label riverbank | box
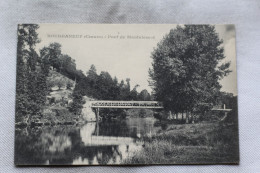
[15,106,83,129]
[123,121,239,164]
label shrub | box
[66,80,74,90]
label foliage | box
[123,122,239,164]
[66,80,74,90]
[16,25,153,120]
[40,43,62,71]
[46,78,55,91]
[40,43,85,81]
[138,89,151,101]
[56,78,65,90]
[75,65,151,100]
[149,25,231,116]
[70,64,152,115]
[126,109,154,118]
[216,92,238,123]
[69,90,85,115]
[16,24,49,123]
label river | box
[15,117,161,165]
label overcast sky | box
[36,24,237,95]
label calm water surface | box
[15,117,160,165]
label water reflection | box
[15,117,159,165]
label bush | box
[66,80,74,90]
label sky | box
[36,24,237,95]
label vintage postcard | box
[15,24,239,165]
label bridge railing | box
[90,101,163,108]
[211,108,232,112]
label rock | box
[81,98,97,122]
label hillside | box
[46,70,75,106]
[28,70,78,126]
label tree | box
[16,24,48,123]
[16,25,30,120]
[41,44,84,81]
[111,77,120,99]
[69,90,85,115]
[129,84,139,100]
[86,65,98,90]
[138,89,151,101]
[56,78,65,90]
[87,64,97,77]
[66,80,74,90]
[46,78,55,91]
[48,43,62,70]
[149,25,231,118]
[97,71,115,99]
[40,42,62,71]
[126,78,131,92]
[118,79,131,100]
[58,54,72,71]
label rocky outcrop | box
[81,96,97,122]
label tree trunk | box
[191,112,195,124]
[186,111,189,123]
[182,112,184,121]
[169,111,172,120]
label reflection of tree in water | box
[15,120,145,165]
[72,123,125,164]
[15,126,80,165]
[15,128,46,165]
[73,146,117,165]
[98,120,137,138]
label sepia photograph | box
[14,24,239,165]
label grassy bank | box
[123,122,239,164]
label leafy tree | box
[126,78,131,92]
[69,90,85,115]
[66,80,74,90]
[149,25,231,119]
[118,79,131,100]
[70,64,147,116]
[97,71,115,99]
[85,64,98,96]
[16,25,30,120]
[16,24,48,123]
[46,78,55,91]
[138,89,151,101]
[58,54,82,80]
[87,64,98,79]
[129,84,139,100]
[56,78,65,90]
[111,77,120,99]
[40,43,84,89]
[48,43,62,70]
